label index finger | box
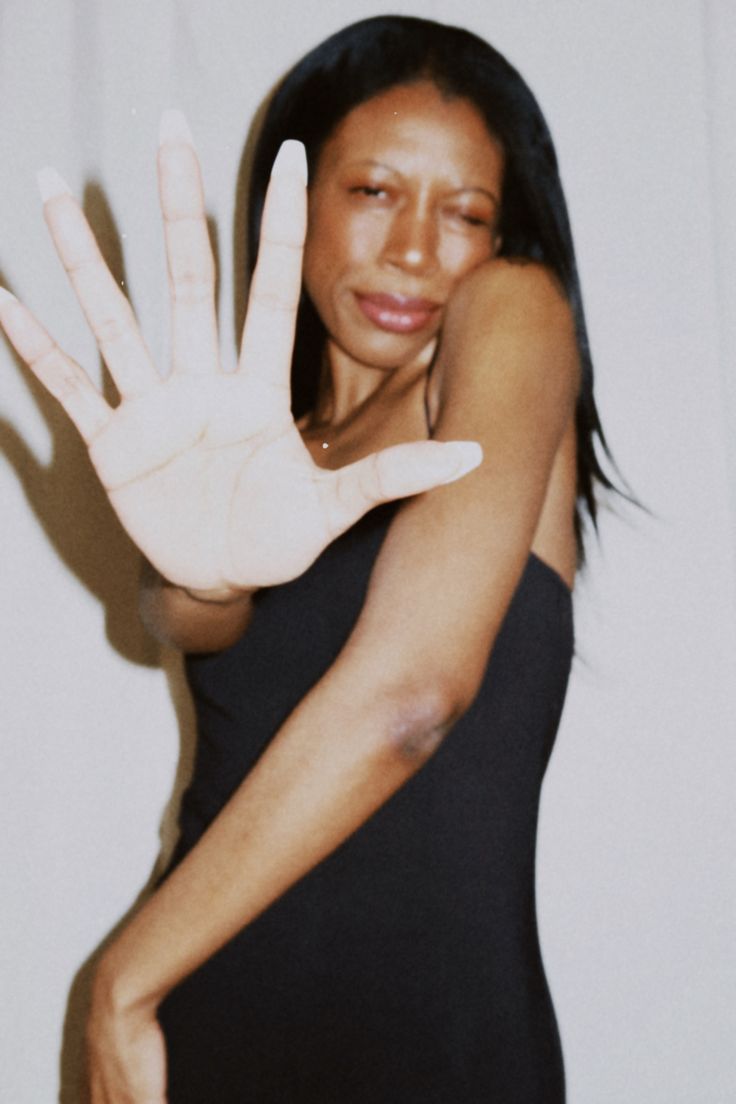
[238,141,307,392]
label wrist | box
[142,560,252,607]
[92,947,163,1019]
[182,583,253,605]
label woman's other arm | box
[87,258,578,1100]
[138,560,255,653]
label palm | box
[102,371,328,588]
[0,112,480,593]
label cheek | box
[302,219,337,312]
[303,209,383,299]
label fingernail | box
[37,167,72,203]
[441,441,483,483]
[159,108,195,147]
[271,140,308,185]
[0,287,18,306]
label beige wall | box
[1,1,734,1100]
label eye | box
[451,210,492,229]
[350,185,388,199]
[443,200,494,229]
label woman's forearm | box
[94,659,453,1015]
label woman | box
[0,15,612,1103]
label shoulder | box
[431,258,579,418]
[445,257,575,341]
[450,256,570,307]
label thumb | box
[327,439,482,534]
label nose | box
[381,201,438,276]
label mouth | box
[354,292,441,335]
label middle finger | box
[158,110,219,377]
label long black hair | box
[245,14,616,558]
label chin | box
[346,335,436,373]
[331,314,441,372]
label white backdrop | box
[1,1,734,1101]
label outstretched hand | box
[0,110,481,593]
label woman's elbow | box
[381,677,471,767]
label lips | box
[355,292,441,335]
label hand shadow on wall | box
[0,183,218,1102]
[0,184,158,666]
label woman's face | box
[303,80,505,375]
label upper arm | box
[336,259,579,713]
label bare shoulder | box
[447,257,572,321]
[430,258,579,421]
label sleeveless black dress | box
[159,501,572,1103]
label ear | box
[492,232,503,256]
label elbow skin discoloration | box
[382,686,462,766]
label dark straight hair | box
[246,14,616,559]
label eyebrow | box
[345,160,501,205]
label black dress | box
[159,501,572,1103]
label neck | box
[311,340,436,431]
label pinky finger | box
[0,288,111,443]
